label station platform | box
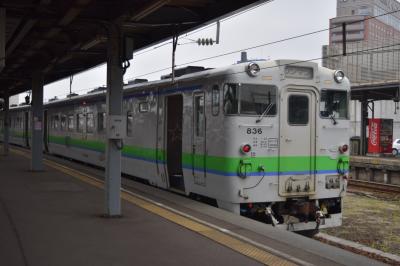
[0,147,385,266]
[350,155,400,185]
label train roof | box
[5,59,339,111]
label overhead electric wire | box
[133,5,400,59]
[132,42,400,81]
[41,41,400,101]
[133,0,276,57]
[131,8,400,79]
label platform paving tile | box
[0,153,264,266]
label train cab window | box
[67,115,74,131]
[60,115,67,131]
[76,113,84,133]
[320,90,348,119]
[240,84,277,115]
[212,85,220,116]
[127,111,134,137]
[98,112,106,132]
[288,95,309,125]
[86,113,94,134]
[223,84,238,114]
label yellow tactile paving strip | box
[10,148,297,266]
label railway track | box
[349,179,400,193]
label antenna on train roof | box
[237,51,267,64]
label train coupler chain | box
[265,205,278,226]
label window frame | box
[60,115,67,131]
[76,113,85,133]
[287,94,310,126]
[67,114,75,132]
[319,89,349,120]
[86,112,95,134]
[52,114,60,130]
[223,83,278,117]
[211,85,220,116]
[138,102,149,113]
[97,112,106,133]
[194,94,205,137]
[126,111,134,137]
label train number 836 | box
[246,128,263,134]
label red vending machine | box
[368,118,393,154]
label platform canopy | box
[351,81,400,101]
[0,0,265,98]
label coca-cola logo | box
[370,121,378,146]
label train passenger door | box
[192,92,206,186]
[166,95,184,191]
[279,88,316,197]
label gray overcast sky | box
[21,0,337,102]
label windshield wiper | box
[330,114,338,125]
[256,103,275,123]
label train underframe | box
[240,197,342,232]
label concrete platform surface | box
[0,148,386,266]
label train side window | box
[212,85,220,116]
[86,113,94,134]
[223,84,238,115]
[195,95,205,137]
[98,112,106,132]
[60,115,67,131]
[127,111,133,137]
[52,115,59,130]
[67,115,74,131]
[139,102,149,113]
[288,95,309,125]
[76,113,84,133]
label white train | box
[0,60,350,232]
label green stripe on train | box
[49,135,166,162]
[184,154,348,173]
[48,135,349,174]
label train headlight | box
[333,70,345,83]
[240,144,252,154]
[246,62,260,77]
[339,144,348,154]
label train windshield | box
[320,89,348,119]
[223,84,277,115]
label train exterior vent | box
[128,79,148,85]
[161,66,206,80]
[87,86,107,94]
